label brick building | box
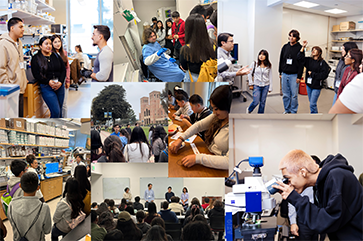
[139,91,166,125]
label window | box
[69,0,113,55]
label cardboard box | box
[9,118,26,130]
[340,21,355,31]
[0,119,5,128]
[332,25,340,31]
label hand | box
[48,80,56,89]
[302,40,308,48]
[174,35,179,39]
[180,114,184,119]
[169,57,176,63]
[272,181,294,200]
[157,48,168,56]
[279,75,282,79]
[237,66,252,76]
[249,85,254,90]
[65,82,70,89]
[172,113,176,118]
[53,82,62,91]
[170,138,183,153]
[296,78,301,83]
[291,223,299,236]
[181,155,196,168]
[308,71,312,75]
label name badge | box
[19,62,25,69]
[286,59,293,65]
[335,81,340,88]
[307,77,312,84]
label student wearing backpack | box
[7,160,27,198]
[52,177,85,241]
[8,172,52,241]
[247,50,273,114]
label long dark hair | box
[341,42,358,60]
[143,225,168,241]
[103,135,125,162]
[146,202,157,218]
[63,177,84,219]
[181,13,215,63]
[204,85,232,146]
[120,129,130,142]
[116,219,141,240]
[152,126,167,143]
[91,130,104,159]
[311,46,323,62]
[129,126,151,158]
[37,36,51,79]
[74,165,91,199]
[50,34,68,65]
[143,28,156,45]
[165,19,172,36]
[156,20,164,31]
[349,49,363,72]
[257,49,272,68]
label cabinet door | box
[0,191,6,220]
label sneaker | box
[246,107,250,114]
[283,111,290,114]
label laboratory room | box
[0,0,115,118]
[218,0,363,114]
[0,118,91,241]
[225,114,363,241]
[168,82,230,178]
[113,0,217,82]
[91,162,225,241]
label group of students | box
[91,123,168,163]
[142,5,217,82]
[168,84,231,170]
[0,156,91,240]
[91,191,224,241]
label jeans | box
[306,85,321,114]
[183,70,199,82]
[40,83,65,118]
[332,92,337,106]
[248,85,269,114]
[281,73,299,113]
[51,224,68,241]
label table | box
[62,215,91,241]
[168,109,228,178]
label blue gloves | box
[169,58,176,63]
[157,48,168,56]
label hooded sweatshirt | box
[279,41,304,79]
[8,175,43,199]
[287,154,363,240]
[0,33,27,94]
[8,196,51,241]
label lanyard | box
[346,69,353,82]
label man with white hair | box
[273,150,362,241]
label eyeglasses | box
[345,55,351,59]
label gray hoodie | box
[8,196,51,241]
[53,197,73,233]
[8,176,43,199]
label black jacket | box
[31,52,66,85]
[279,42,304,78]
[287,154,363,240]
[133,202,144,211]
[189,107,212,140]
[298,52,331,89]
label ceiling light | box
[293,1,319,8]
[324,8,347,14]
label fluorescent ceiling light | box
[293,1,319,8]
[324,8,347,14]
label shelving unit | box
[0,9,55,25]
[0,155,59,160]
[330,29,363,56]
[0,127,69,139]
[332,40,363,43]
[331,29,363,33]
[35,0,55,12]
[0,143,69,148]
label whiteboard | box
[103,178,130,199]
[140,177,183,199]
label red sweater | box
[337,68,358,98]
[172,18,185,46]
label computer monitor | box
[231,43,238,61]
[45,162,59,174]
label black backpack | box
[10,203,43,241]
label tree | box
[91,85,136,123]
[160,85,169,115]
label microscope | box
[225,157,287,241]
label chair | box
[139,55,161,82]
[165,222,182,241]
[209,215,225,240]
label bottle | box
[14,0,20,9]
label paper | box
[184,135,197,143]
[190,143,200,154]
[171,132,183,140]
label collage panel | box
[91,162,225,241]
[0,118,91,240]
[114,0,217,82]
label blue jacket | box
[158,209,179,223]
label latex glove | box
[169,57,176,63]
[157,48,168,56]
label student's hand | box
[157,48,168,56]
[302,40,308,48]
[237,66,252,76]
[296,78,301,84]
[279,75,282,79]
[174,35,179,39]
[180,114,185,119]
[181,155,197,168]
[169,57,176,63]
[170,138,183,153]
[272,181,294,200]
[172,113,176,118]
[308,71,312,75]
[249,85,254,90]
[53,82,62,91]
[65,82,70,89]
[291,224,299,236]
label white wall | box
[230,115,363,181]
[52,0,67,24]
[176,0,200,20]
[91,163,225,211]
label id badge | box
[335,81,340,88]
[307,77,312,84]
[19,62,25,69]
[286,59,293,65]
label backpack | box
[10,203,43,241]
[188,59,218,82]
[1,183,20,216]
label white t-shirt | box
[124,143,150,163]
[339,73,363,113]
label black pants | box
[174,40,182,60]
[19,94,23,117]
[296,219,318,241]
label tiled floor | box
[3,197,61,241]
[66,80,92,118]
[231,88,335,114]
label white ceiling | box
[282,0,363,17]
